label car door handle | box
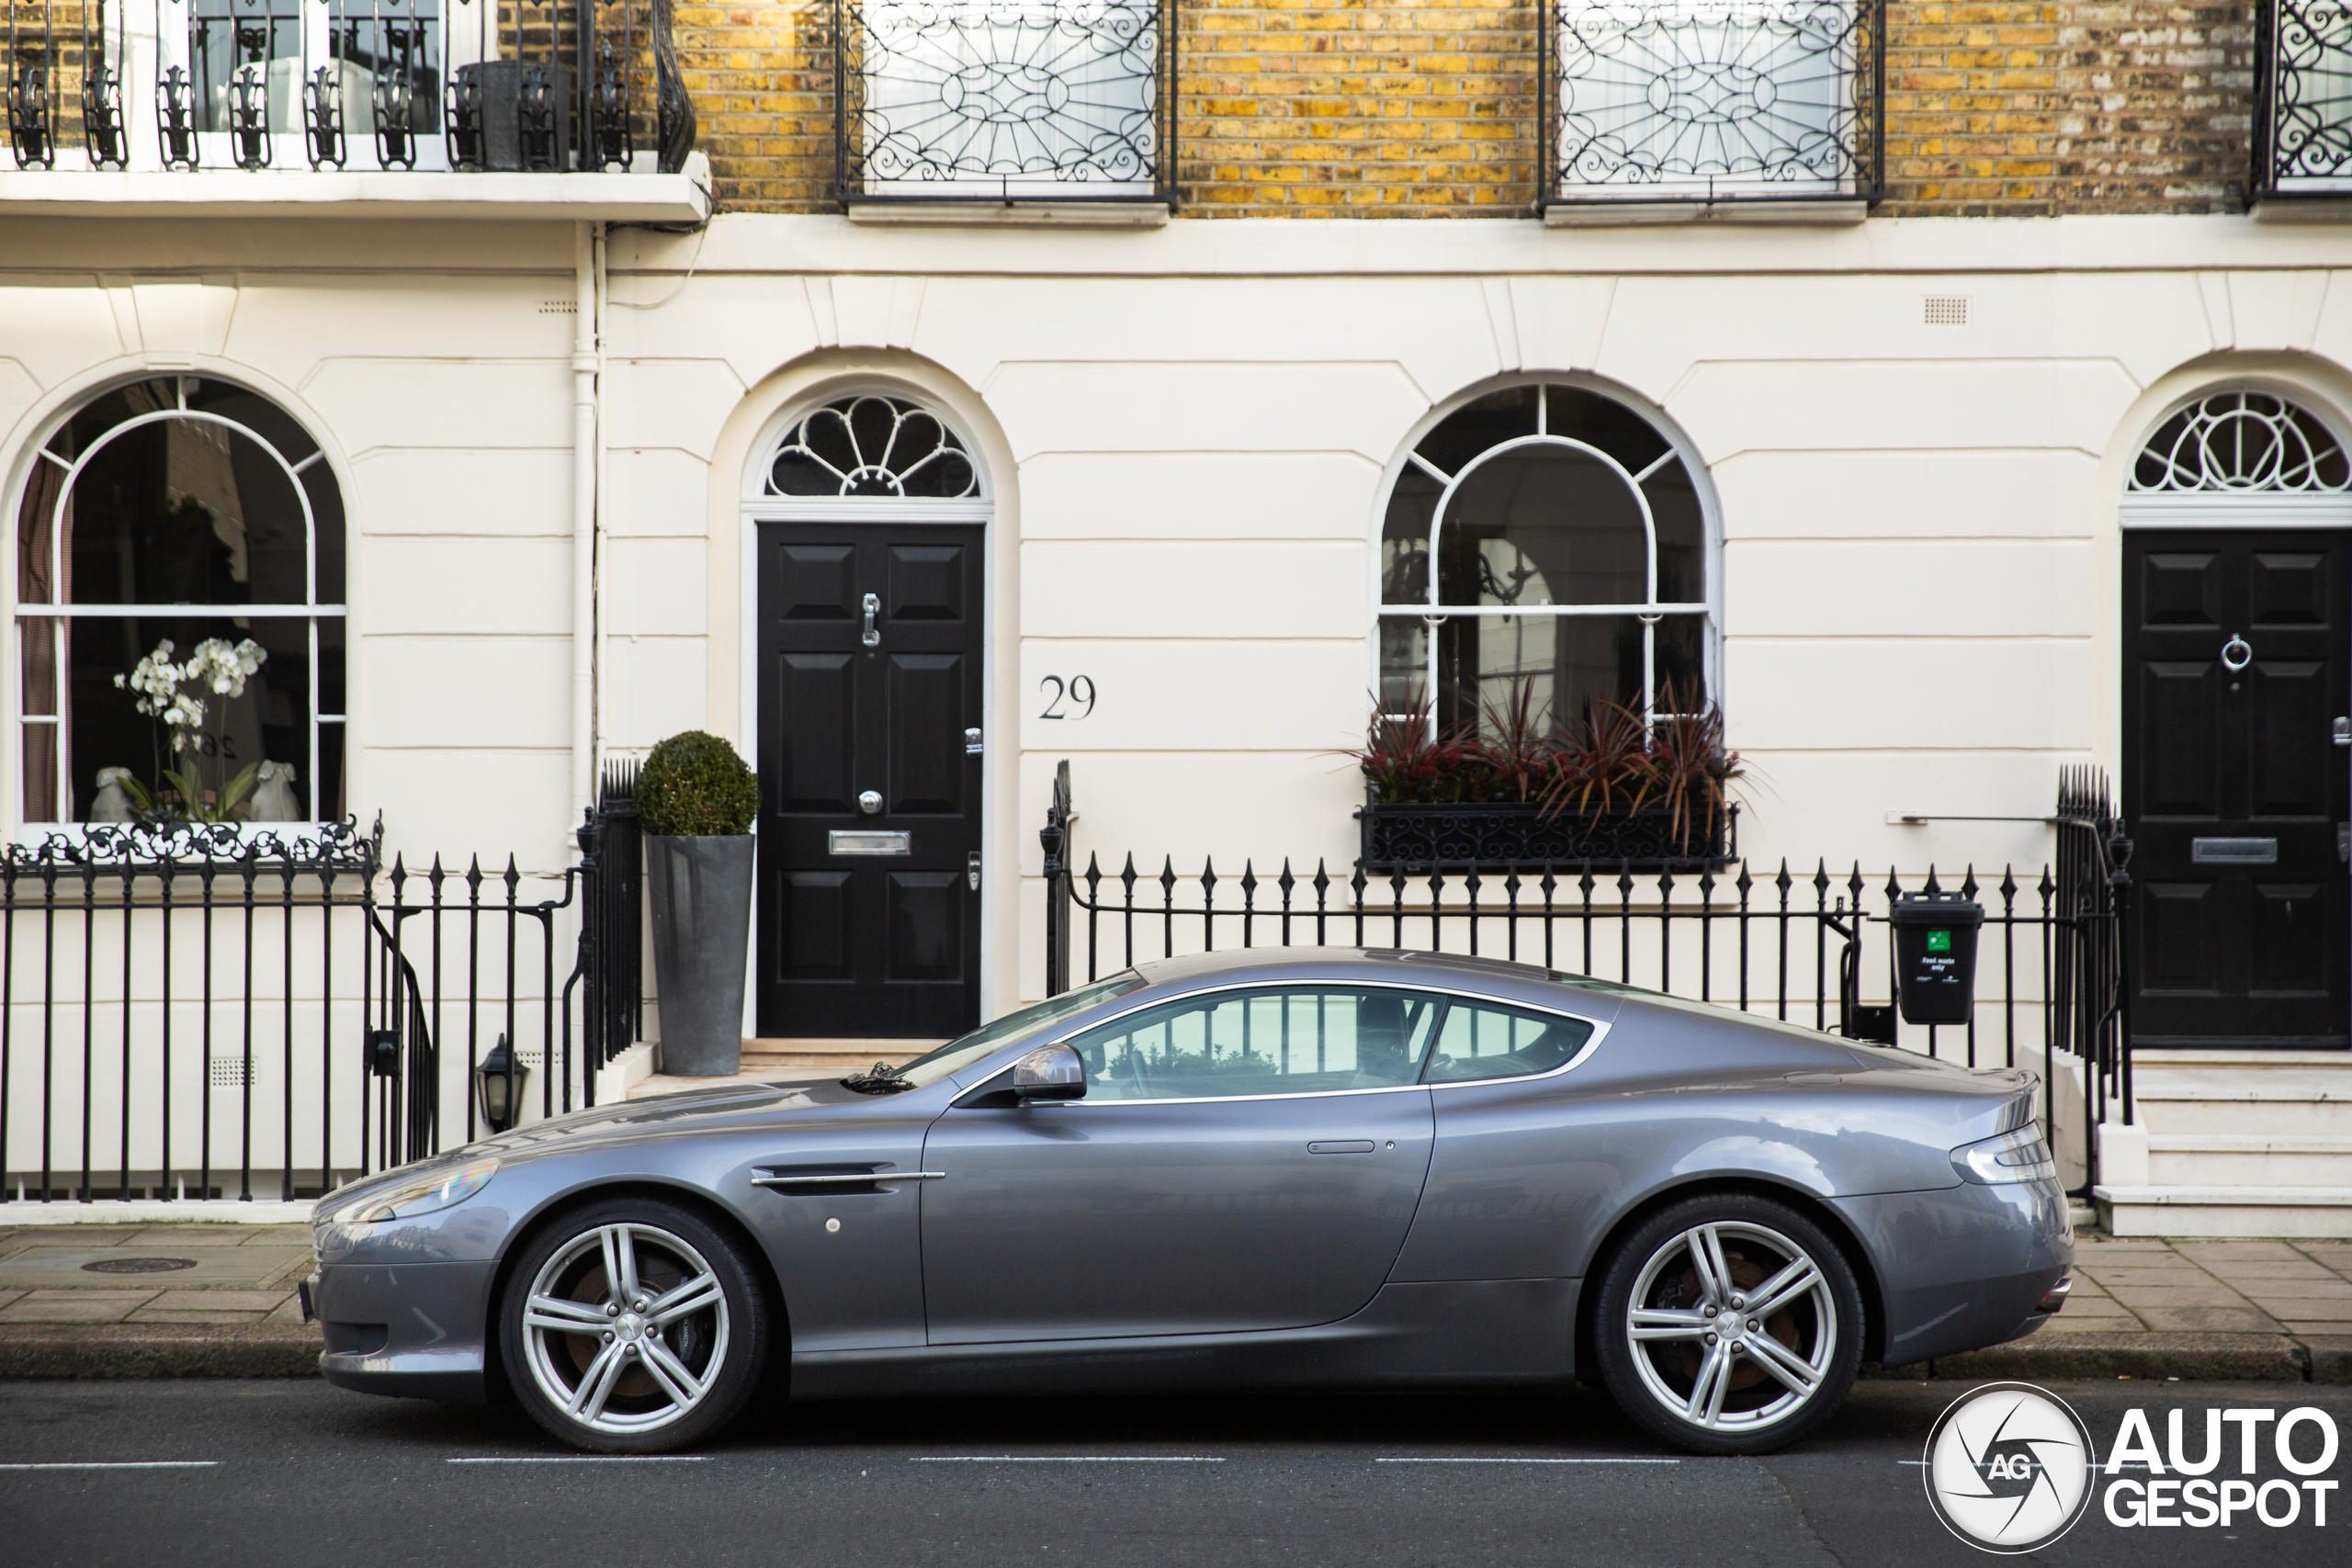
[1306,1141,1376,1155]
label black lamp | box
[474,1034,529,1133]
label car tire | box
[1591,1192,1862,1456]
[499,1196,769,1454]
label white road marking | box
[446,1456,708,1464]
[0,1461,220,1471]
[1377,1457,1681,1465]
[915,1456,1226,1463]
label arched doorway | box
[2121,389,2352,1048]
[744,390,989,1039]
[12,376,346,827]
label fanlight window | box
[764,395,982,500]
[2129,390,2351,493]
[1379,384,1713,739]
[12,378,347,825]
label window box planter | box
[1356,800,1735,874]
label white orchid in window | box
[109,637,270,822]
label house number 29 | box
[1038,675,1096,720]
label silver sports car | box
[305,949,2072,1455]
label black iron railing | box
[2255,0,2352,199]
[3,0,694,173]
[0,762,643,1205]
[1041,764,2131,1195]
[834,0,1173,206]
[1540,0,1885,209]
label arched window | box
[762,393,984,500]
[2129,389,2351,494]
[1378,382,1714,735]
[13,378,345,825]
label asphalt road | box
[1,1378,2346,1568]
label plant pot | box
[1357,800,1734,873]
[645,834,753,1077]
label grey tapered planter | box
[645,834,753,1077]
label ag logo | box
[1924,1382,2098,1553]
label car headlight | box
[333,1156,498,1224]
[1952,1127,2057,1185]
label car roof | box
[1127,946,1598,998]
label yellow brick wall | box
[670,2,2254,217]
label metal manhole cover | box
[80,1257,200,1275]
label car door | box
[919,985,1442,1344]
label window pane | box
[1436,613,1708,736]
[1415,385,1538,478]
[329,0,445,137]
[1378,617,1427,715]
[1645,459,1704,604]
[1066,987,1443,1100]
[1544,386,1671,475]
[1423,999,1596,1083]
[1380,465,1437,604]
[1439,445,1646,607]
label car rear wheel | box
[1592,1193,1861,1455]
[500,1197,768,1453]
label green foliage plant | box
[638,731,762,837]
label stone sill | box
[1544,198,1870,228]
[844,199,1170,230]
[0,152,711,223]
[2251,197,2352,225]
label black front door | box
[2124,528,2350,1047]
[757,523,983,1038]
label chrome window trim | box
[961,977,1614,1107]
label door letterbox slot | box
[830,830,911,856]
[2190,837,2278,864]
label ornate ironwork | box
[2129,389,2352,493]
[1359,801,1733,873]
[5,21,54,168]
[836,0,1171,201]
[1543,0,1883,205]
[2257,0,2352,194]
[764,394,984,500]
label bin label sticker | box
[1927,931,1951,953]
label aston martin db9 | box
[305,948,2072,1455]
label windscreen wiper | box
[840,1062,915,1095]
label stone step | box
[2093,1184,2352,1239]
[738,1039,941,1071]
[2132,1049,2352,1069]
[2146,1134,2352,1185]
[2131,1070,2352,1135]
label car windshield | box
[886,974,1148,1089]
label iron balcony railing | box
[1041,763,2132,1196]
[4,0,694,173]
[2255,0,2352,199]
[1539,0,1885,210]
[0,764,643,1206]
[834,0,1174,207]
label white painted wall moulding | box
[0,153,712,223]
[1543,199,1871,228]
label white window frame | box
[1371,376,1724,732]
[13,377,347,829]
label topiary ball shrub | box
[637,731,761,837]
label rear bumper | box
[311,1258,497,1403]
[1832,1178,2072,1367]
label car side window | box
[1063,987,1445,1100]
[1420,999,1594,1084]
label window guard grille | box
[1539,0,1885,209]
[3,0,693,173]
[833,0,1174,206]
[2255,0,2352,199]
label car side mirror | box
[1012,1043,1087,1103]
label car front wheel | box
[499,1197,768,1453]
[1592,1193,1862,1455]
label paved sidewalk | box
[2,1220,2348,1382]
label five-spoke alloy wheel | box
[500,1198,767,1452]
[1592,1194,1862,1454]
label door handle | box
[2221,634,2252,672]
[1306,1140,1376,1155]
[967,851,981,891]
[2335,716,2349,747]
[861,592,880,649]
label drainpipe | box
[571,221,602,840]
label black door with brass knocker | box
[757,523,983,1038]
[2124,529,2349,1047]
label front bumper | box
[311,1258,499,1403]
